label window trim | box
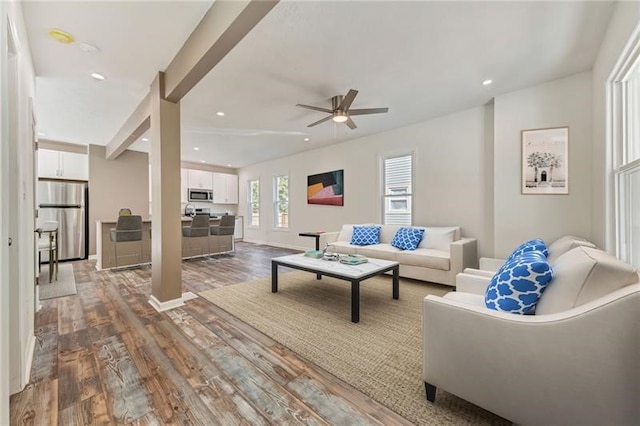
[247,178,260,229]
[273,174,289,230]
[380,152,414,226]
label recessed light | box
[91,72,105,81]
[47,29,74,44]
[79,42,99,53]
[227,164,232,167]
[304,138,310,142]
[194,147,199,151]
[142,138,149,142]
[216,111,225,116]
[482,79,493,86]
[201,160,205,163]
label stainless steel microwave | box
[188,188,213,202]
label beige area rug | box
[39,262,77,300]
[199,271,508,425]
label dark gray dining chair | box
[210,215,236,254]
[109,214,143,268]
[182,214,211,258]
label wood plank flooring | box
[10,243,414,425]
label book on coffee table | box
[339,254,368,265]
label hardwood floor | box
[10,242,414,425]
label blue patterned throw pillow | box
[507,238,549,261]
[391,227,425,251]
[350,226,381,246]
[485,251,554,314]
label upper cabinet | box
[213,172,238,204]
[38,148,88,180]
[187,169,213,189]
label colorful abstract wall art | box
[307,169,344,206]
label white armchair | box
[422,247,640,425]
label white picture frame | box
[521,127,569,195]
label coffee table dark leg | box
[316,273,321,280]
[351,279,360,323]
[272,261,278,293]
[393,265,399,299]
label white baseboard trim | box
[23,334,36,390]
[148,292,198,312]
[88,254,97,261]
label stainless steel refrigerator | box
[38,180,88,261]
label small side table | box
[298,232,325,251]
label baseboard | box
[148,292,198,312]
[23,334,36,389]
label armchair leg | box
[425,382,437,402]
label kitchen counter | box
[95,217,232,270]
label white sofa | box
[422,246,640,425]
[320,224,477,287]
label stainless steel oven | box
[188,188,213,202]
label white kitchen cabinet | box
[213,172,238,204]
[38,149,88,180]
[187,169,213,189]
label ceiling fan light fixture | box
[332,113,349,123]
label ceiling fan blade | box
[345,117,357,130]
[307,115,333,127]
[338,89,358,112]
[296,104,333,114]
[348,107,389,116]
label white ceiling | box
[24,1,614,168]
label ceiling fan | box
[296,89,389,130]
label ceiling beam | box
[164,0,279,103]
[105,93,150,160]
[105,0,279,160]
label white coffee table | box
[271,254,400,323]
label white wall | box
[591,2,640,250]
[240,106,492,256]
[494,72,593,257]
[240,72,596,260]
[0,0,36,420]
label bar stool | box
[210,215,236,254]
[182,214,211,258]
[109,215,143,268]
[37,220,59,282]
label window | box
[613,39,640,268]
[248,179,259,227]
[274,175,289,228]
[382,154,413,225]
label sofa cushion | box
[547,235,596,263]
[485,252,554,314]
[397,248,450,271]
[355,243,400,261]
[379,224,402,244]
[329,240,358,255]
[350,225,381,246]
[337,224,375,242]
[506,238,549,261]
[536,247,639,315]
[391,227,425,251]
[418,227,459,252]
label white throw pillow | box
[419,227,459,252]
